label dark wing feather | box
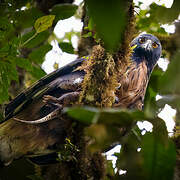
[12,70,85,122]
[4,57,85,122]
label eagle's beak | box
[141,39,152,51]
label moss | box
[114,3,135,71]
[79,45,118,107]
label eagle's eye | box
[152,42,158,48]
[139,37,146,44]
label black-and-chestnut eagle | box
[0,34,161,165]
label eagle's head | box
[131,34,162,73]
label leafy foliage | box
[51,4,78,23]
[0,1,78,103]
[34,15,55,33]
[59,42,74,54]
[148,0,180,24]
[142,133,176,180]
[159,51,180,96]
[66,107,176,178]
[28,44,52,64]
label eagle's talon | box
[43,95,59,105]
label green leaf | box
[96,109,144,126]
[158,50,180,110]
[0,61,19,103]
[21,30,50,48]
[86,123,123,152]
[148,68,164,93]
[64,106,98,125]
[149,1,180,24]
[28,44,52,64]
[82,31,93,38]
[59,42,74,54]
[115,130,142,178]
[0,17,14,41]
[30,66,46,80]
[106,160,115,177]
[142,133,176,180]
[85,109,144,152]
[144,68,163,117]
[0,44,10,57]
[0,86,9,104]
[8,63,19,83]
[14,57,32,71]
[136,0,180,33]
[157,95,180,110]
[159,51,180,95]
[34,15,55,34]
[144,87,158,118]
[15,8,43,29]
[51,4,78,22]
[85,0,128,51]
[65,106,144,126]
[150,117,168,143]
[136,6,168,34]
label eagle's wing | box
[4,57,85,122]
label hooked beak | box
[141,39,153,51]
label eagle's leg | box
[13,92,80,124]
[43,95,62,108]
[43,91,80,108]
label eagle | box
[0,34,162,165]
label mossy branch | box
[79,2,135,108]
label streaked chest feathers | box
[115,61,149,110]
